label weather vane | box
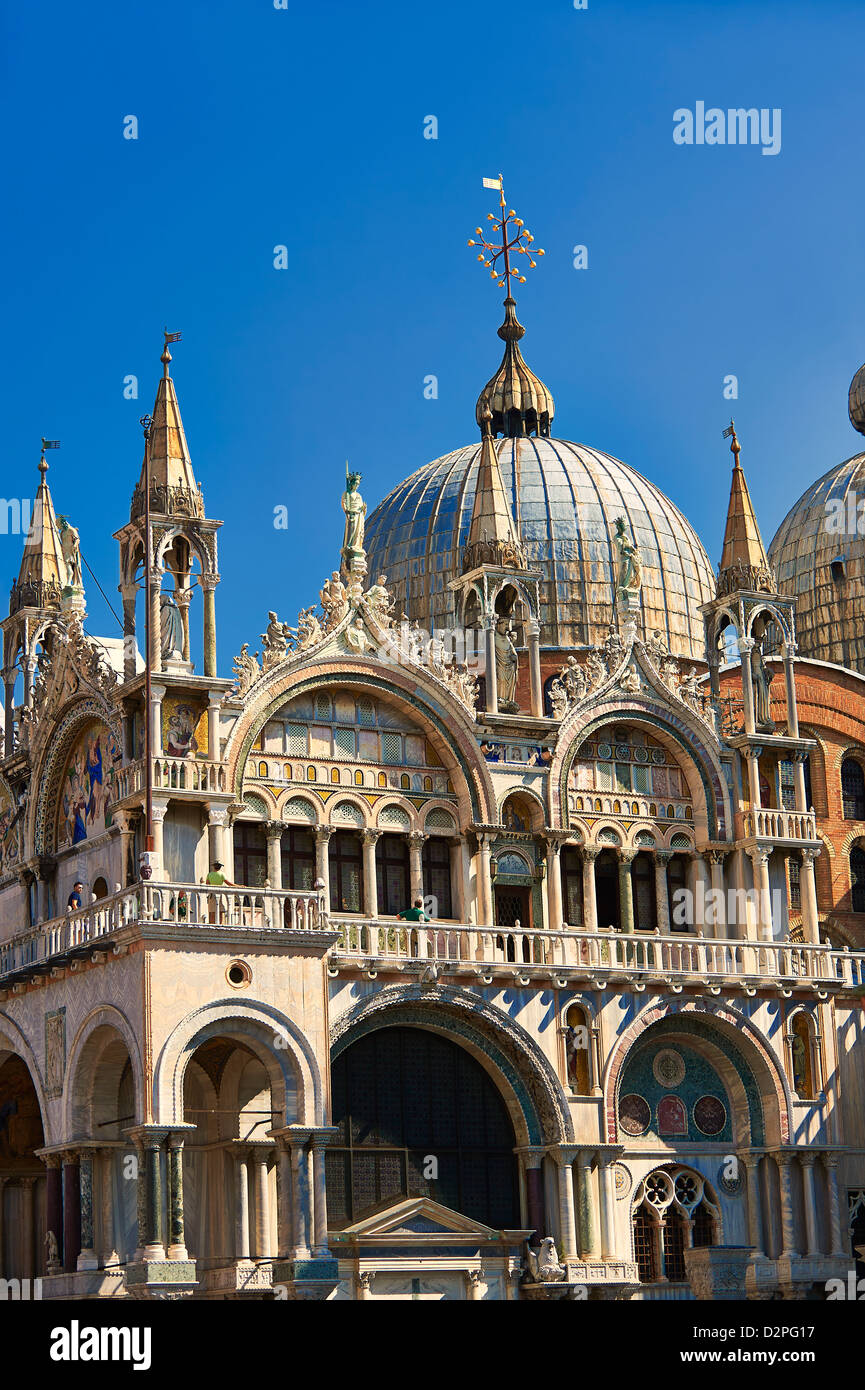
[39,437,59,475]
[467,174,545,297]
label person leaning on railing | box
[205,862,235,923]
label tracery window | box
[568,727,693,824]
[631,1166,719,1283]
[842,758,865,820]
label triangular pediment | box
[337,1196,503,1241]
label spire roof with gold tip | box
[132,332,203,519]
[11,441,66,613]
[469,176,554,438]
[715,420,775,598]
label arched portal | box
[0,1052,46,1281]
[326,1026,519,1231]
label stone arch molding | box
[152,999,324,1128]
[30,695,122,856]
[63,1005,145,1142]
[0,1014,52,1142]
[330,982,573,1146]
[603,1000,792,1146]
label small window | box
[852,846,865,913]
[842,759,865,820]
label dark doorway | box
[595,850,620,930]
[632,851,657,931]
[327,1027,519,1230]
[494,884,532,929]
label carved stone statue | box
[585,649,607,689]
[603,624,625,670]
[232,643,261,696]
[345,617,376,655]
[751,641,775,731]
[365,573,394,627]
[614,517,642,594]
[45,1229,60,1268]
[294,606,323,651]
[320,573,349,632]
[159,592,184,660]
[260,611,292,670]
[341,469,366,566]
[57,516,83,589]
[526,1236,567,1284]
[645,629,669,664]
[494,617,519,711]
[621,661,641,694]
[548,675,569,719]
[562,655,587,703]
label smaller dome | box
[849,361,865,436]
[476,298,554,438]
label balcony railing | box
[115,756,227,800]
[330,920,865,990]
[742,808,818,843]
[0,882,327,982]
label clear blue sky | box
[2,0,863,671]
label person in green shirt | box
[206,861,233,886]
[399,897,430,922]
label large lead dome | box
[365,436,716,660]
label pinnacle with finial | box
[467,175,545,299]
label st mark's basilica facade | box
[2,248,865,1300]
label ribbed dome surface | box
[365,437,716,660]
[768,451,865,674]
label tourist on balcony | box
[67,881,83,912]
[399,897,430,923]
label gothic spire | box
[12,444,66,612]
[132,332,203,518]
[463,408,527,573]
[715,421,774,598]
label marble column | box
[150,800,169,882]
[314,827,332,914]
[598,1153,618,1260]
[799,849,820,945]
[783,644,800,738]
[577,1150,600,1260]
[265,822,283,890]
[275,1143,294,1258]
[748,847,774,941]
[236,1150,251,1260]
[62,1153,81,1273]
[484,618,498,715]
[77,1153,98,1270]
[581,847,599,931]
[202,575,218,678]
[449,837,465,922]
[150,680,165,756]
[522,1151,545,1242]
[706,850,727,934]
[799,1153,820,1257]
[207,806,228,875]
[739,638,756,736]
[654,851,672,933]
[20,1177,35,1280]
[555,1152,578,1262]
[148,567,163,675]
[207,693,222,761]
[361,830,381,918]
[254,1153,271,1262]
[742,1153,765,1259]
[545,837,564,930]
[311,1134,332,1257]
[823,1153,846,1257]
[407,832,425,904]
[100,1149,120,1267]
[476,833,494,927]
[776,1153,798,1259]
[527,618,543,717]
[617,850,636,933]
[167,1135,188,1260]
[143,1137,165,1259]
[45,1155,63,1271]
[290,1138,311,1259]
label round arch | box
[224,660,496,828]
[64,1006,144,1141]
[152,1000,324,1128]
[30,697,122,856]
[603,1002,792,1146]
[0,1017,50,1143]
[330,983,573,1146]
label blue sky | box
[2,0,863,670]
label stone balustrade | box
[742,808,818,843]
[114,756,227,799]
[330,919,865,990]
[0,882,328,982]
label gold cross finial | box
[467,175,545,297]
[722,419,741,461]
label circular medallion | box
[718,1163,743,1196]
[618,1093,651,1136]
[597,742,613,760]
[653,1048,686,1088]
[615,744,630,760]
[634,745,649,763]
[651,747,666,764]
[694,1094,727,1136]
[613,1162,633,1200]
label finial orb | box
[849,361,865,436]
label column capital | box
[798,1151,816,1168]
[314,825,332,844]
[406,831,426,849]
[264,820,284,842]
[207,804,229,827]
[654,848,674,865]
[616,847,637,866]
[361,828,382,846]
[581,845,601,862]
